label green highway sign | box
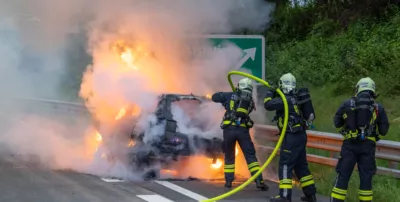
[205,35,265,81]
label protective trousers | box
[222,126,263,183]
[278,130,316,199]
[331,140,376,202]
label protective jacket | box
[264,90,317,201]
[330,92,389,202]
[212,91,266,190]
[264,92,305,133]
[212,91,255,129]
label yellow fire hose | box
[201,70,289,202]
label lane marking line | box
[101,177,125,182]
[154,180,209,201]
[137,194,174,202]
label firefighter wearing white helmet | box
[279,73,297,93]
[264,73,317,202]
[237,77,253,92]
[211,77,268,191]
[330,77,389,202]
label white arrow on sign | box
[233,47,256,70]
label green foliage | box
[266,2,319,45]
[264,3,400,201]
[266,10,400,97]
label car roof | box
[158,93,210,102]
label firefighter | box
[264,73,317,202]
[211,77,268,191]
[330,77,389,202]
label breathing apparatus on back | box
[232,78,254,125]
[277,73,316,129]
[350,77,378,140]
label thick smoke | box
[0,0,94,171]
[80,0,274,178]
[0,0,275,180]
[80,0,274,139]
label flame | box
[115,108,127,120]
[211,159,223,169]
[96,132,102,142]
[131,105,142,117]
[209,144,238,170]
[127,139,135,147]
[235,144,239,156]
[205,94,211,99]
[111,41,150,70]
[115,106,141,121]
[161,169,178,176]
[95,132,102,151]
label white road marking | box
[154,180,209,201]
[137,194,174,202]
[100,177,125,182]
[100,177,209,201]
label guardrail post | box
[329,151,339,159]
[389,161,399,170]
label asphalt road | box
[0,155,330,202]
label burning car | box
[93,93,227,180]
[129,93,226,179]
[86,41,243,180]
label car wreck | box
[94,93,225,180]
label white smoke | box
[0,0,275,180]
[0,0,96,173]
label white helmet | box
[279,73,296,94]
[355,77,375,95]
[237,78,253,93]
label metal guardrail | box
[253,124,400,179]
[7,97,93,117]
[7,97,400,178]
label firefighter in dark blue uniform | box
[264,73,317,202]
[330,77,389,202]
[211,78,268,191]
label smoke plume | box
[0,0,275,180]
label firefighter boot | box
[301,194,317,202]
[224,181,232,188]
[256,179,268,191]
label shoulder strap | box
[374,103,379,118]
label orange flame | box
[131,105,142,117]
[96,132,102,142]
[127,139,135,147]
[235,144,239,156]
[209,144,239,170]
[211,159,223,169]
[111,41,150,70]
[161,169,178,176]
[93,132,103,156]
[93,132,109,159]
[115,108,127,120]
